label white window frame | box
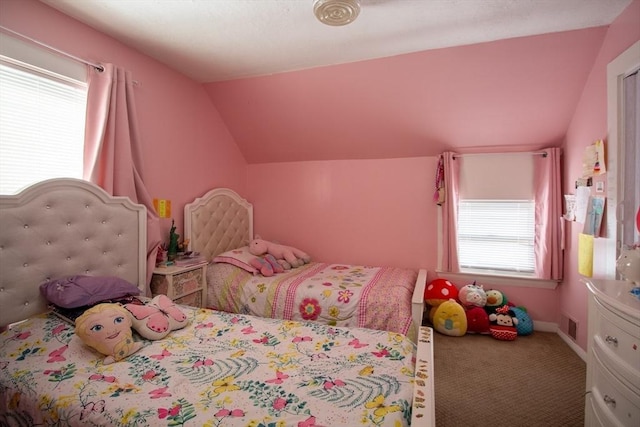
[0,33,87,195]
[436,153,559,289]
[457,199,536,277]
[603,41,640,279]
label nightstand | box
[151,262,208,308]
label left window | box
[0,34,87,195]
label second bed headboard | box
[184,188,253,262]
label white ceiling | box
[40,0,632,83]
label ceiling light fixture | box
[313,0,361,26]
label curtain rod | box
[452,151,548,159]
[0,25,104,72]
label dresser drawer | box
[593,297,640,387]
[590,349,640,427]
[586,394,613,427]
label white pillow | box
[124,295,188,340]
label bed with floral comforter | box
[0,305,418,426]
[207,262,419,343]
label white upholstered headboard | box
[184,188,253,262]
[0,178,147,327]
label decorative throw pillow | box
[124,295,188,340]
[75,303,143,365]
[511,306,534,336]
[432,299,467,337]
[40,275,141,309]
[212,246,259,274]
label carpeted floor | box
[432,331,586,427]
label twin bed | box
[0,178,434,426]
[184,188,428,344]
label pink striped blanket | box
[207,262,418,341]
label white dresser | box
[583,279,640,427]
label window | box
[0,35,87,195]
[436,150,562,288]
[457,200,535,276]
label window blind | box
[457,200,535,275]
[0,61,87,194]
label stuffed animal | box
[75,303,143,365]
[277,259,292,270]
[433,299,467,337]
[458,282,487,308]
[511,306,534,336]
[488,305,519,341]
[249,237,311,268]
[124,295,188,340]
[464,306,490,334]
[424,278,459,324]
[249,254,284,277]
[484,289,508,314]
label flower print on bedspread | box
[299,298,322,321]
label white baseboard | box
[556,329,587,362]
[532,320,587,362]
[533,320,557,332]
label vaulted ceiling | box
[40,0,633,162]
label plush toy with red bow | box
[488,305,519,341]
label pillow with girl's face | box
[75,303,143,365]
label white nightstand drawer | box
[174,291,202,307]
[171,268,204,298]
[593,297,640,385]
[590,349,640,427]
[151,262,208,308]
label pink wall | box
[562,0,640,350]
[247,157,561,324]
[206,28,606,164]
[0,0,248,239]
[244,1,639,339]
[247,158,435,269]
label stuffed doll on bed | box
[75,295,188,364]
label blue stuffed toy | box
[510,306,534,336]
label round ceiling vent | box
[314,0,361,26]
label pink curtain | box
[441,152,460,272]
[534,147,563,280]
[83,64,161,294]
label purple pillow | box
[40,275,141,309]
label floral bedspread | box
[207,262,418,342]
[0,307,417,426]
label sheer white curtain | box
[83,64,161,294]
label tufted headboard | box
[184,188,253,262]
[0,178,147,327]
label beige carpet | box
[433,331,586,427]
